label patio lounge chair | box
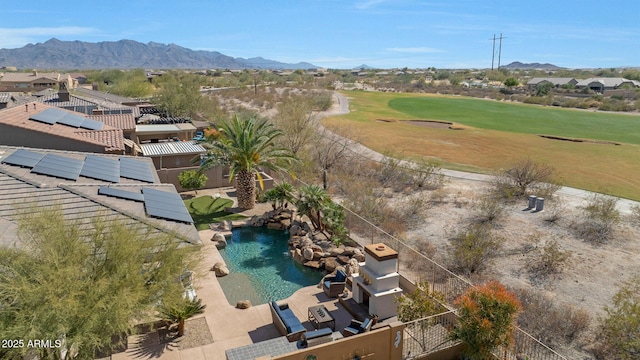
[322,269,347,298]
[193,131,205,141]
[341,317,373,337]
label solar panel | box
[98,186,144,202]
[81,155,120,183]
[32,154,83,180]
[1,149,45,168]
[142,187,193,223]
[29,108,66,125]
[119,157,155,183]
[80,118,104,130]
[56,113,86,128]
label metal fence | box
[341,202,568,360]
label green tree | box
[597,276,640,359]
[152,71,205,118]
[178,169,208,196]
[199,115,298,209]
[396,280,445,322]
[263,182,295,210]
[273,95,316,155]
[159,298,206,337]
[504,77,519,87]
[0,207,198,359]
[535,82,553,96]
[452,281,522,360]
[296,184,331,231]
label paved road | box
[318,93,639,214]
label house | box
[36,88,138,116]
[575,77,640,93]
[0,70,73,92]
[0,92,16,109]
[0,145,201,248]
[527,77,578,89]
[0,103,126,154]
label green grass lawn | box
[184,195,246,231]
[322,91,640,200]
[388,97,640,145]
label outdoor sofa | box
[270,301,306,341]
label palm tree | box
[263,181,295,210]
[200,115,298,209]
[160,298,206,337]
[296,184,331,231]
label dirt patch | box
[374,118,397,123]
[538,134,621,145]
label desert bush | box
[473,195,506,226]
[594,276,640,359]
[631,204,640,227]
[543,197,565,224]
[492,159,560,200]
[513,287,591,347]
[446,223,504,276]
[577,194,620,243]
[413,159,445,190]
[401,239,438,273]
[527,239,572,275]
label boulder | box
[290,224,302,236]
[303,247,315,261]
[353,249,365,262]
[324,257,339,273]
[211,262,229,277]
[303,260,321,269]
[211,232,226,242]
[337,255,350,265]
[345,258,360,276]
[280,218,291,228]
[236,300,252,309]
[329,247,344,257]
[267,222,283,230]
[214,238,227,250]
[342,246,356,256]
[293,248,304,264]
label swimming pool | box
[216,226,324,305]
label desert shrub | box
[513,287,591,347]
[446,223,504,276]
[401,239,438,273]
[452,281,522,360]
[492,159,560,200]
[577,194,620,243]
[527,239,572,275]
[543,197,565,224]
[397,193,430,227]
[413,159,445,190]
[473,195,506,226]
[594,276,640,359]
[396,280,446,322]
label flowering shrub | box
[452,281,522,360]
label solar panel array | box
[98,186,145,202]
[29,108,104,130]
[142,187,193,223]
[32,154,84,180]
[81,156,120,183]
[1,149,45,168]
[120,157,155,183]
[2,149,156,184]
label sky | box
[1,0,639,69]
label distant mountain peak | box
[502,61,563,70]
[0,39,319,70]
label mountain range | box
[0,38,318,70]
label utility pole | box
[489,33,506,70]
[490,34,496,71]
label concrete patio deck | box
[111,197,358,360]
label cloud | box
[386,47,444,54]
[0,26,96,49]
[355,0,387,10]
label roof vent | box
[58,82,70,102]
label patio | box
[111,220,360,360]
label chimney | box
[25,104,28,112]
[32,69,38,76]
[58,82,70,102]
[92,108,105,115]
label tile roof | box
[87,113,136,131]
[0,103,125,152]
[0,146,200,247]
[576,77,640,88]
[73,87,143,105]
[136,123,197,133]
[1,72,61,82]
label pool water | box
[216,226,324,305]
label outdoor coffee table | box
[308,305,335,331]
